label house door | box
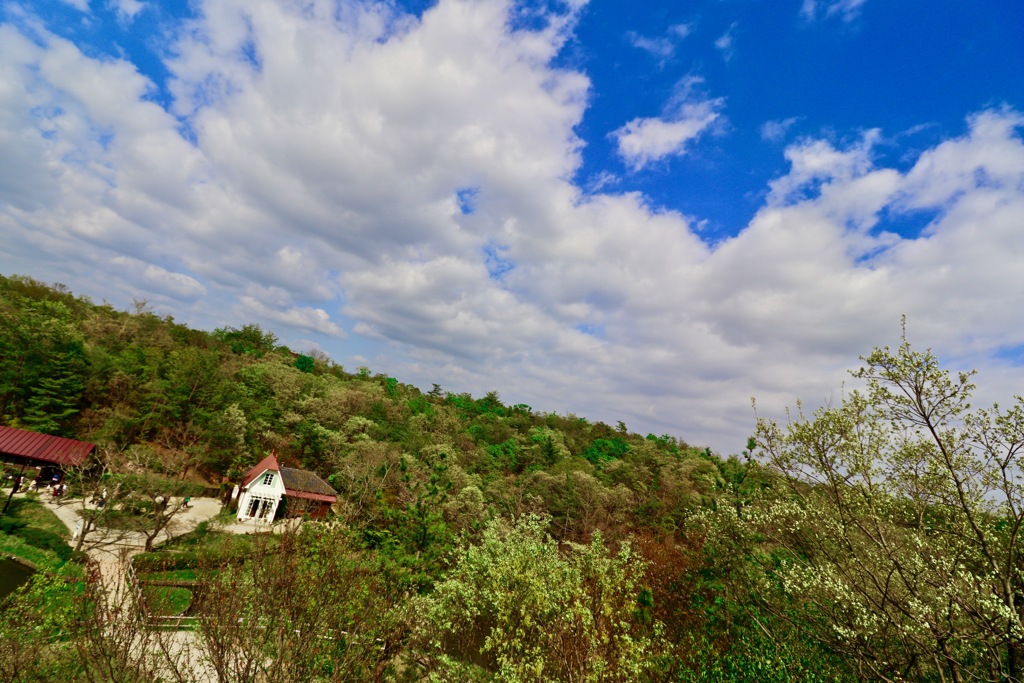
[258,498,274,519]
[246,497,261,518]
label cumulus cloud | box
[703,111,1024,363]
[1,0,1023,453]
[102,257,207,302]
[140,265,206,301]
[613,77,724,171]
[766,129,880,204]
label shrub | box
[132,551,198,572]
[14,527,72,562]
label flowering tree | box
[750,333,1024,682]
[412,514,659,682]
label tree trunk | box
[74,517,93,553]
[938,638,963,683]
[1007,639,1023,682]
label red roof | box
[284,488,337,504]
[240,453,280,488]
[0,426,95,467]
[240,453,337,504]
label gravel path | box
[10,491,298,681]
[28,494,224,589]
[42,495,225,551]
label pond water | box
[0,556,35,603]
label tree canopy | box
[4,274,1024,682]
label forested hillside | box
[4,272,1024,682]
[0,272,728,542]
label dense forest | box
[3,272,1024,682]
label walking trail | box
[36,494,293,580]
[36,494,224,585]
[10,491,306,681]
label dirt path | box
[43,495,223,549]
[2,493,227,681]
[38,495,224,586]
[16,493,303,681]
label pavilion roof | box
[0,425,95,467]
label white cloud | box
[766,129,880,204]
[801,0,868,22]
[140,265,206,301]
[2,0,1023,454]
[109,0,145,22]
[239,297,345,338]
[614,115,718,170]
[760,116,799,142]
[670,24,692,39]
[626,23,691,63]
[897,108,1024,210]
[103,257,206,302]
[59,0,91,12]
[613,78,723,171]
[626,32,675,61]
[714,22,736,61]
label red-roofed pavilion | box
[0,425,95,469]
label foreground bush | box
[412,515,659,682]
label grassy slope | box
[0,495,82,576]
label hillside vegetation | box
[3,272,1023,683]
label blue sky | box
[1,0,1023,452]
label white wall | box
[236,470,285,522]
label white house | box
[235,453,337,522]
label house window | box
[261,472,274,486]
[246,496,275,520]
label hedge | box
[0,520,72,561]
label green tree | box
[193,524,409,682]
[748,332,1024,682]
[0,297,87,433]
[0,571,80,681]
[295,354,315,373]
[582,437,630,465]
[213,324,279,357]
[116,472,207,552]
[414,515,659,682]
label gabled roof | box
[239,453,337,503]
[0,426,95,467]
[280,466,337,503]
[240,453,280,488]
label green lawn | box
[143,585,192,616]
[160,522,275,558]
[0,496,83,576]
[11,495,70,538]
[0,533,58,569]
[140,568,200,582]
